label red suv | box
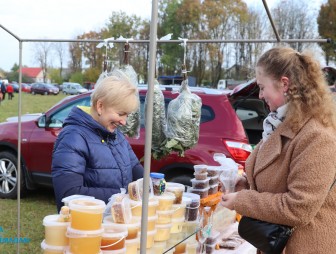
[0,81,266,198]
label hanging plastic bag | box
[117,65,141,139]
[165,79,202,156]
[144,80,167,159]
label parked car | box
[11,83,20,93]
[21,83,32,93]
[31,83,59,95]
[62,82,88,95]
[0,81,266,199]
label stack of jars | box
[66,198,106,254]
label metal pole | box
[262,0,281,42]
[139,0,158,253]
[17,40,23,254]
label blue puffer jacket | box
[52,106,144,211]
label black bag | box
[238,216,294,254]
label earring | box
[284,92,288,96]
[98,112,101,116]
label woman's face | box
[97,103,128,132]
[256,66,287,112]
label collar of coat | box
[249,114,311,178]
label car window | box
[48,97,91,128]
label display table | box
[213,222,256,254]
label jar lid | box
[150,172,165,179]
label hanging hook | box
[178,37,189,80]
[123,42,130,65]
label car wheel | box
[32,91,35,95]
[0,151,26,199]
[44,91,48,95]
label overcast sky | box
[0,0,325,72]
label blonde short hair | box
[91,71,139,114]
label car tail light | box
[222,140,252,161]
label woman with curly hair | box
[221,47,336,253]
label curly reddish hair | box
[257,47,336,132]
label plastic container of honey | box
[66,227,103,254]
[170,217,185,233]
[165,182,185,204]
[43,214,70,246]
[125,236,139,254]
[138,230,157,249]
[156,192,176,211]
[101,223,128,251]
[133,215,157,231]
[103,216,141,240]
[69,198,106,231]
[156,209,174,224]
[154,223,172,241]
[129,197,158,217]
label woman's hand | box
[235,173,249,192]
[220,192,238,210]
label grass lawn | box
[0,92,67,253]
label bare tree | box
[53,42,67,79]
[272,0,318,51]
[33,42,52,82]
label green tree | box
[317,0,336,65]
[49,68,63,84]
[70,72,84,84]
[83,67,101,83]
[158,0,184,76]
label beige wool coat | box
[234,116,336,254]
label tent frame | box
[0,0,331,253]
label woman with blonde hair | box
[221,47,336,253]
[52,70,144,211]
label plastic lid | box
[155,223,172,229]
[66,226,104,238]
[129,197,159,207]
[68,198,106,213]
[43,214,70,227]
[156,209,174,215]
[101,247,126,254]
[102,222,128,237]
[166,182,185,191]
[183,192,200,201]
[190,178,210,184]
[133,214,158,222]
[61,194,95,204]
[171,217,185,223]
[40,240,67,251]
[157,192,175,201]
[138,229,157,236]
[150,172,165,179]
[125,236,140,244]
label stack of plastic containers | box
[154,192,175,242]
[41,214,70,254]
[128,177,158,250]
[165,182,186,234]
[189,165,210,198]
[206,166,221,195]
[66,198,106,254]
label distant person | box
[51,70,144,212]
[0,81,6,101]
[6,83,14,100]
